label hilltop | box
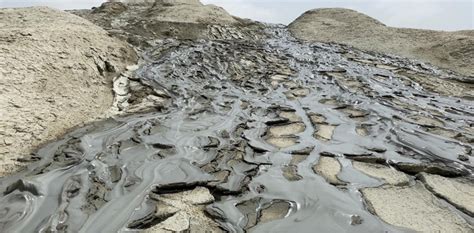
[289,8,474,77]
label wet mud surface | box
[1,25,473,232]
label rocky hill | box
[70,0,263,48]
[289,8,474,77]
[0,7,137,176]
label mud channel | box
[0,25,473,232]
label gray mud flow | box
[0,25,473,233]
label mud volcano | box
[0,3,473,233]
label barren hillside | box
[289,8,474,77]
[0,7,137,176]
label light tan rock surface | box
[0,7,137,176]
[352,161,410,186]
[289,8,474,77]
[361,183,473,232]
[419,173,474,216]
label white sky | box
[0,0,473,31]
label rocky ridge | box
[70,0,264,48]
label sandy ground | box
[0,7,137,176]
[289,8,474,77]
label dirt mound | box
[71,0,263,47]
[0,7,137,176]
[289,8,474,77]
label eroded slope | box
[0,7,137,177]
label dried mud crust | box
[361,183,473,232]
[0,7,138,177]
[0,9,473,233]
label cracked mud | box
[0,25,473,232]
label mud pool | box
[0,26,473,232]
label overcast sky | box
[0,0,472,31]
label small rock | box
[126,64,139,71]
[457,154,469,162]
[3,138,13,146]
[113,75,130,96]
[350,215,363,225]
